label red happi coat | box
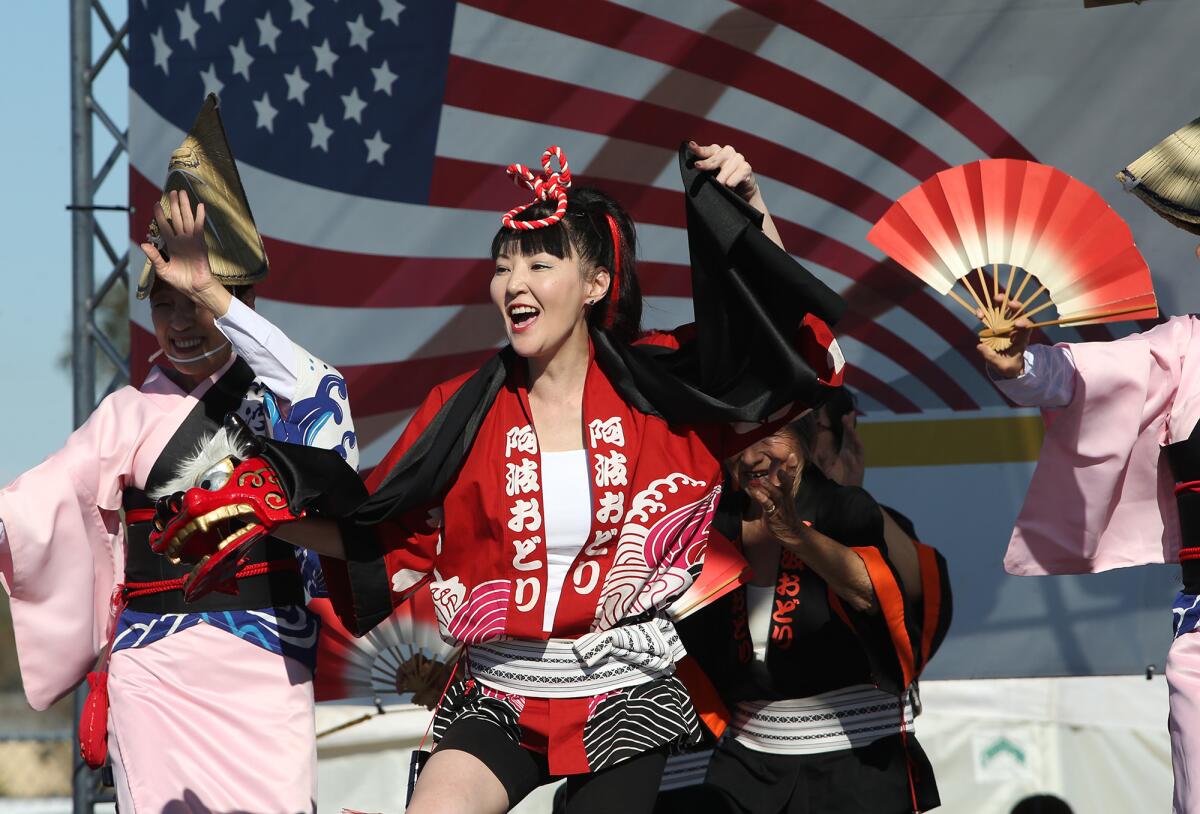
[358,340,788,643]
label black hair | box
[490,186,642,345]
[1010,796,1074,814]
[149,278,255,305]
[780,386,859,465]
[820,386,858,450]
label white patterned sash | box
[467,617,685,698]
[731,684,914,755]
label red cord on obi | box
[1176,480,1200,496]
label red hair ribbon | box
[603,213,622,328]
[501,145,573,230]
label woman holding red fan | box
[980,115,1200,814]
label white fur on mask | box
[148,427,243,500]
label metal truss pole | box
[69,0,129,810]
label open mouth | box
[161,503,262,565]
[170,337,204,353]
[507,304,540,334]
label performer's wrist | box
[986,356,1025,379]
[195,284,233,318]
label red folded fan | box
[867,159,1158,349]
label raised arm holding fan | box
[868,119,1200,814]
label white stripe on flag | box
[609,0,984,168]
[128,287,695,370]
[451,4,919,199]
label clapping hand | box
[745,462,803,545]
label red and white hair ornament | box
[500,145,623,329]
[501,145,572,231]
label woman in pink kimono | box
[0,98,355,813]
[979,116,1200,814]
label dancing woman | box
[978,115,1200,814]
[0,97,355,812]
[681,395,950,814]
[159,141,846,813]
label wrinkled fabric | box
[574,617,683,672]
[107,622,316,813]
[1006,316,1200,575]
[0,366,203,709]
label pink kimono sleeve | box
[0,384,186,709]
[1006,316,1200,575]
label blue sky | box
[0,3,128,483]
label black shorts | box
[712,733,939,814]
[655,733,940,814]
[435,716,669,814]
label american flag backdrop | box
[127,0,1200,682]
[126,0,1092,470]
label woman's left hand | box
[689,141,784,249]
[689,142,761,206]
[745,464,804,546]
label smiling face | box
[490,247,609,361]
[149,282,235,386]
[728,431,804,493]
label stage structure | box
[68,0,130,811]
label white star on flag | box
[290,0,314,27]
[284,66,310,104]
[176,6,200,49]
[313,39,338,77]
[346,14,373,51]
[151,27,172,75]
[309,114,333,152]
[257,12,282,53]
[203,0,224,22]
[371,60,398,95]
[229,39,253,81]
[253,92,279,133]
[379,0,406,25]
[364,130,390,165]
[341,87,367,124]
[200,64,223,97]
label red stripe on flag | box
[840,319,974,411]
[460,0,949,181]
[131,166,983,411]
[733,0,1037,162]
[431,157,687,228]
[442,55,894,223]
[131,167,694,307]
[842,365,920,414]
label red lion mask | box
[149,418,303,601]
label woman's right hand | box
[976,292,1034,379]
[140,189,233,317]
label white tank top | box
[538,449,592,632]
[746,584,775,660]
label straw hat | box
[1116,115,1200,236]
[136,94,269,299]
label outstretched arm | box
[975,292,1076,408]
